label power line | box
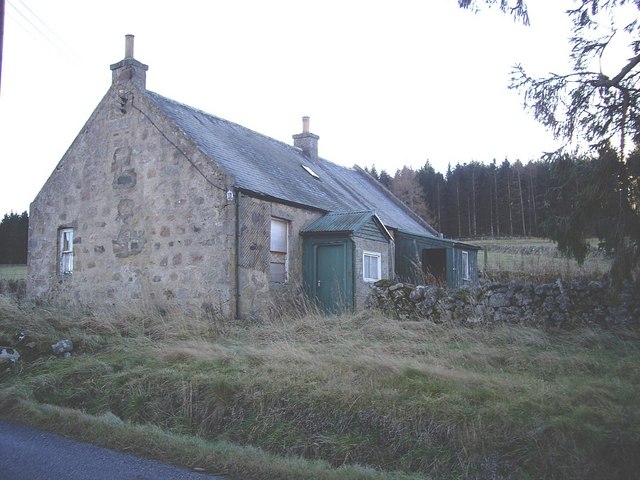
[5,7,39,40]
[14,0,68,50]
[6,0,74,58]
[7,0,50,42]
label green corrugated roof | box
[302,211,391,240]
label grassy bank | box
[1,296,639,479]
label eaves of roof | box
[396,230,482,250]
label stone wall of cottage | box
[368,278,640,328]
[353,236,392,309]
[27,87,235,315]
[237,194,321,319]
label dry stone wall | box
[369,278,640,329]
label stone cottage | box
[27,35,479,318]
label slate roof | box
[146,91,437,236]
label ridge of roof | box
[146,91,305,157]
[321,209,375,215]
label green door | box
[316,244,347,314]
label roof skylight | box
[301,164,320,179]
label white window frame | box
[59,228,74,274]
[363,251,381,282]
[270,218,289,283]
[461,250,470,280]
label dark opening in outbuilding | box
[422,248,446,284]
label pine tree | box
[378,170,392,189]
[391,167,434,224]
[0,211,29,264]
[462,1,640,284]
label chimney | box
[110,34,148,89]
[292,116,319,160]
[125,34,135,59]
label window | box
[59,228,74,274]
[462,251,470,280]
[301,164,320,179]
[363,251,381,282]
[270,218,288,282]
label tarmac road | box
[0,419,225,480]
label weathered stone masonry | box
[28,65,235,313]
[370,278,640,328]
[236,194,321,319]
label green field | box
[471,238,611,280]
[0,264,27,281]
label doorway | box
[422,248,446,285]
[315,244,348,313]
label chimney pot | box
[302,116,310,133]
[125,34,135,59]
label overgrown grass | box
[1,296,639,479]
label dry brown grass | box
[1,296,639,479]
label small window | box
[59,228,74,274]
[462,251,470,280]
[270,218,288,282]
[301,165,320,179]
[363,251,381,282]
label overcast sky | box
[0,0,577,215]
